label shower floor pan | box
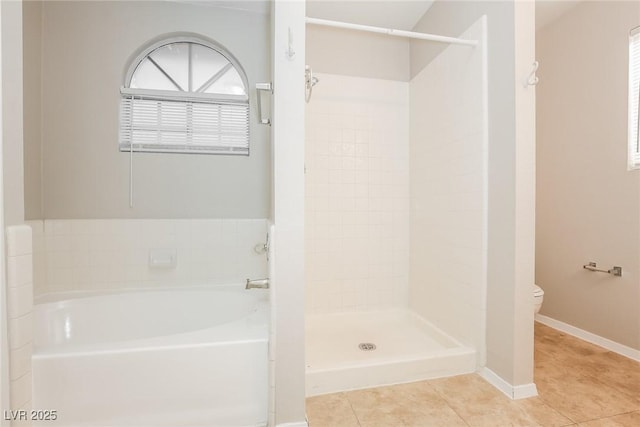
[305,309,476,396]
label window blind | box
[119,95,250,155]
[629,28,640,169]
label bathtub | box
[32,286,269,427]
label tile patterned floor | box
[306,322,640,426]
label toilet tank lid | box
[533,285,544,296]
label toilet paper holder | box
[583,262,622,277]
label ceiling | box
[306,0,434,31]
[174,0,434,30]
[174,0,271,15]
[308,0,583,33]
[180,0,581,33]
[536,1,582,30]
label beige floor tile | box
[346,381,467,427]
[577,411,640,427]
[307,392,360,427]
[535,351,584,383]
[429,374,573,427]
[579,352,640,401]
[536,369,640,422]
[534,324,608,361]
[537,347,640,392]
[534,329,640,424]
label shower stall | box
[304,15,488,395]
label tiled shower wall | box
[409,18,487,352]
[305,73,410,314]
[27,219,268,296]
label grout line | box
[343,392,363,426]
[536,397,577,424]
[10,369,32,383]
[425,377,472,427]
[576,410,640,425]
[580,368,640,407]
[536,394,578,426]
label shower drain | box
[358,343,377,351]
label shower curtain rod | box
[305,17,478,47]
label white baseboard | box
[479,367,538,400]
[277,422,308,427]
[535,314,640,362]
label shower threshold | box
[305,309,476,396]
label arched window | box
[119,36,250,155]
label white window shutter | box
[119,96,249,155]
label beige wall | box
[306,25,409,81]
[23,0,41,220]
[35,1,270,219]
[536,1,640,350]
[2,0,24,226]
[412,0,536,388]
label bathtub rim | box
[34,282,250,304]
[33,284,269,358]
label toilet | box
[533,285,544,314]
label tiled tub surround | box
[27,219,268,296]
[6,225,35,423]
[304,73,410,314]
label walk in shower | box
[304,14,488,395]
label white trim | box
[305,17,478,47]
[479,367,538,400]
[479,14,489,369]
[277,422,308,427]
[535,315,640,362]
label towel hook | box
[524,61,539,88]
[305,65,319,103]
[286,27,296,60]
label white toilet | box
[533,285,544,314]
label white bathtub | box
[32,286,269,427]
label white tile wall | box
[6,225,34,421]
[28,219,268,296]
[305,73,410,314]
[27,221,45,295]
[409,19,487,352]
